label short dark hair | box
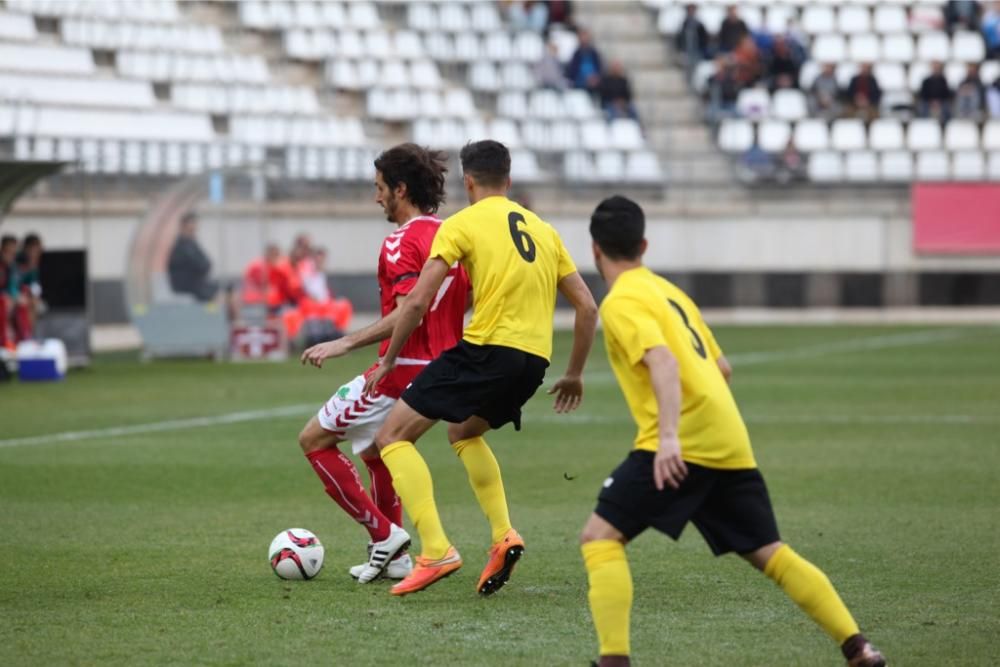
[589,196,645,261]
[459,140,510,188]
[374,143,448,214]
[22,233,41,250]
[1,234,16,249]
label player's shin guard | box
[763,544,860,644]
[452,437,512,544]
[362,453,402,528]
[381,441,451,560]
[582,540,632,658]
[306,449,391,542]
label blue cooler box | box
[16,339,67,382]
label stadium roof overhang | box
[0,160,68,221]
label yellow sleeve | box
[603,298,667,367]
[554,229,577,280]
[429,216,468,266]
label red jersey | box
[367,216,468,398]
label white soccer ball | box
[268,528,325,580]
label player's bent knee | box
[742,540,784,571]
[580,513,626,545]
[298,418,337,454]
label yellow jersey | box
[430,195,577,361]
[600,266,756,470]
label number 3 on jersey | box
[508,212,536,262]
[668,299,708,359]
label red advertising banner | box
[912,184,1000,254]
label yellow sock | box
[582,540,632,658]
[452,437,512,544]
[764,544,860,644]
[380,441,450,560]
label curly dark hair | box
[459,140,510,188]
[373,143,448,214]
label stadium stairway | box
[575,2,736,193]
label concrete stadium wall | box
[4,211,1000,323]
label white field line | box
[1,327,994,449]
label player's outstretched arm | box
[717,354,733,384]
[364,258,450,394]
[300,297,406,368]
[644,346,688,490]
[547,271,598,413]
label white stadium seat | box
[944,120,979,151]
[595,151,625,181]
[510,150,543,182]
[838,6,872,34]
[758,119,791,152]
[801,5,835,35]
[873,5,907,34]
[497,91,528,119]
[489,118,522,149]
[793,119,830,152]
[917,32,950,62]
[881,34,915,63]
[845,150,878,182]
[916,151,950,180]
[952,151,985,180]
[849,34,880,63]
[988,153,1000,180]
[983,121,1000,151]
[581,119,611,151]
[808,151,844,182]
[718,119,754,153]
[831,119,867,151]
[771,89,808,121]
[564,151,594,182]
[736,88,770,120]
[610,119,644,151]
[952,31,985,62]
[873,63,906,92]
[879,151,914,182]
[869,119,905,151]
[812,34,847,63]
[907,119,942,151]
[765,5,794,35]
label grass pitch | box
[1,326,999,666]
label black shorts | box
[595,450,780,556]
[401,341,549,431]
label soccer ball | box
[268,528,325,580]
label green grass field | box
[2,326,999,666]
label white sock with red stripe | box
[306,448,391,542]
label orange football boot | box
[477,528,525,596]
[390,546,462,596]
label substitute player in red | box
[298,144,469,583]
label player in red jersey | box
[298,144,468,583]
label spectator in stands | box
[706,55,741,122]
[944,1,982,32]
[536,41,569,89]
[736,142,775,183]
[954,63,987,119]
[675,4,710,71]
[987,74,1000,117]
[506,1,549,33]
[718,5,749,53]
[731,34,762,87]
[168,211,218,302]
[776,138,806,183]
[545,0,574,32]
[983,2,1000,58]
[918,61,954,122]
[767,35,802,92]
[242,243,303,315]
[565,28,603,94]
[599,60,640,122]
[0,235,16,350]
[810,63,842,120]
[846,63,882,122]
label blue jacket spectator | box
[565,28,603,93]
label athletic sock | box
[380,441,451,560]
[763,544,861,644]
[582,540,632,658]
[305,449,390,542]
[452,437,512,544]
[361,453,402,528]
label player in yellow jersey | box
[580,196,886,667]
[366,140,599,596]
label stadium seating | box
[655,1,1000,183]
[0,0,660,185]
